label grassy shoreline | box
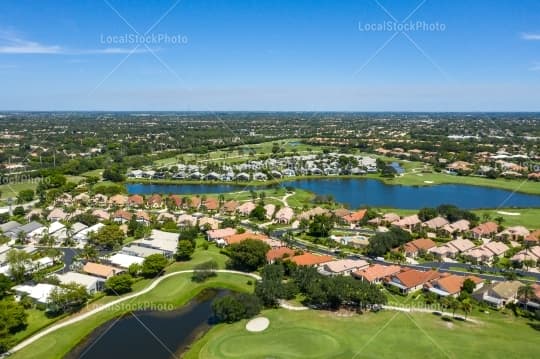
[9,272,253,359]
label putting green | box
[206,327,343,358]
[188,308,540,359]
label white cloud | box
[521,33,540,40]
[0,32,152,55]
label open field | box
[154,139,323,166]
[186,308,539,359]
[9,272,253,359]
[0,175,84,200]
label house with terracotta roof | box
[147,194,163,209]
[428,238,474,259]
[202,197,219,212]
[266,247,296,263]
[422,216,449,230]
[510,246,540,265]
[177,214,197,227]
[113,210,133,223]
[464,241,509,264]
[424,273,483,297]
[275,207,294,224]
[221,200,239,214]
[441,219,470,235]
[92,209,110,222]
[496,226,530,241]
[470,222,498,240]
[168,195,183,208]
[207,227,236,242]
[47,208,68,222]
[128,195,144,208]
[386,269,441,294]
[199,217,220,230]
[157,212,176,223]
[343,209,367,225]
[91,193,108,207]
[525,230,540,246]
[402,238,437,258]
[237,202,256,216]
[222,232,270,246]
[135,211,151,225]
[109,194,128,206]
[297,207,329,221]
[264,204,276,219]
[83,262,123,279]
[352,264,401,284]
[289,253,334,267]
[392,214,421,231]
[186,196,201,209]
[320,259,369,276]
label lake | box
[64,289,226,359]
[126,178,540,209]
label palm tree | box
[448,297,459,317]
[461,299,473,320]
[517,284,536,309]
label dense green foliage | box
[225,239,270,272]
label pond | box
[126,178,540,209]
[64,289,226,359]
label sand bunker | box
[497,211,521,216]
[246,317,270,332]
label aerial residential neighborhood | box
[1,1,540,358]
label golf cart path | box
[10,269,261,354]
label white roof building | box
[55,271,102,293]
[13,283,59,305]
[109,253,145,269]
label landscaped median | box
[8,270,258,359]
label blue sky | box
[0,0,539,111]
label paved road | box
[10,270,261,355]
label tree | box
[249,205,266,221]
[517,284,536,309]
[0,274,13,299]
[418,207,438,222]
[12,206,25,217]
[105,274,133,295]
[308,215,334,238]
[176,240,195,261]
[211,293,262,323]
[90,224,125,249]
[447,297,459,317]
[461,278,476,294]
[191,260,218,283]
[141,254,168,278]
[226,239,270,272]
[6,249,32,283]
[0,299,28,352]
[16,189,34,203]
[49,283,90,313]
[102,166,125,182]
[461,299,473,320]
[81,244,98,261]
[128,263,141,277]
[255,263,285,307]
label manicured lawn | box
[369,171,540,195]
[9,273,253,359]
[0,175,84,200]
[186,308,539,359]
[472,208,540,228]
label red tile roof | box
[343,209,367,223]
[224,232,269,245]
[393,269,440,289]
[289,253,334,266]
[266,247,296,262]
[352,264,401,282]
